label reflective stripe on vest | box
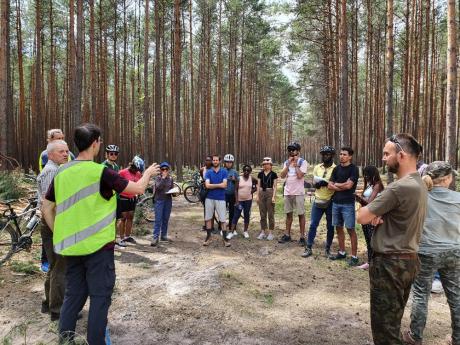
[53,161,116,256]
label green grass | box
[10,261,39,275]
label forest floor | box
[0,196,454,345]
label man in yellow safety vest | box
[42,123,160,345]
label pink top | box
[237,176,253,201]
[283,158,308,196]
[119,168,142,198]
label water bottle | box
[105,327,112,345]
[26,215,40,230]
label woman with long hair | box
[355,165,384,269]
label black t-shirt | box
[46,167,129,202]
[257,171,278,190]
[329,164,359,204]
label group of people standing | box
[32,124,459,345]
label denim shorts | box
[332,202,355,229]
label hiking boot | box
[348,257,359,267]
[329,251,347,260]
[150,238,159,247]
[298,237,306,246]
[301,247,313,258]
[402,330,422,345]
[278,234,291,243]
[324,248,331,258]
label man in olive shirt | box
[357,133,427,345]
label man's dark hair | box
[212,155,221,161]
[387,133,422,157]
[340,146,354,156]
[74,123,101,152]
[242,164,252,171]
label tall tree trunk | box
[446,0,458,186]
[385,0,394,181]
[144,0,150,160]
[154,0,163,162]
[0,0,10,160]
[338,0,349,146]
[174,0,182,179]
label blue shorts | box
[332,202,355,229]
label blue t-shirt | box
[224,168,239,195]
[205,168,228,201]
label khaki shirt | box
[313,163,336,200]
[367,172,427,253]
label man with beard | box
[203,155,230,247]
[357,133,427,345]
[302,146,336,258]
[328,147,360,266]
[278,142,309,245]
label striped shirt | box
[37,160,60,208]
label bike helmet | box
[105,144,120,153]
[132,155,145,172]
[287,142,301,151]
[224,154,235,162]
[319,145,335,154]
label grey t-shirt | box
[367,172,427,254]
[418,187,460,255]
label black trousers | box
[59,248,115,345]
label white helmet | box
[224,154,235,162]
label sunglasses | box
[108,152,118,156]
[161,167,169,171]
[243,169,251,172]
[389,135,405,153]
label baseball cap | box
[425,161,458,179]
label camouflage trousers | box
[369,256,419,345]
[410,250,460,345]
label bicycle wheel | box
[172,182,182,196]
[0,223,18,266]
[184,186,200,203]
[139,196,155,222]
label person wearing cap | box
[117,156,145,246]
[223,154,239,239]
[279,142,309,244]
[357,133,427,345]
[402,161,460,345]
[151,162,175,246]
[301,146,336,258]
[256,157,278,240]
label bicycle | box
[183,172,203,204]
[137,186,155,223]
[0,197,40,266]
[181,172,202,190]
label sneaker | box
[402,330,422,345]
[266,233,274,241]
[212,227,220,234]
[203,239,212,246]
[324,248,331,257]
[160,237,172,243]
[357,262,369,270]
[123,236,137,244]
[232,230,238,237]
[50,312,60,322]
[278,234,291,243]
[329,251,347,260]
[257,232,266,240]
[40,262,49,273]
[301,247,313,258]
[431,279,444,294]
[116,240,127,248]
[298,238,306,246]
[220,231,223,236]
[226,232,234,240]
[348,257,359,267]
[150,238,159,247]
[223,240,231,247]
[243,231,249,239]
